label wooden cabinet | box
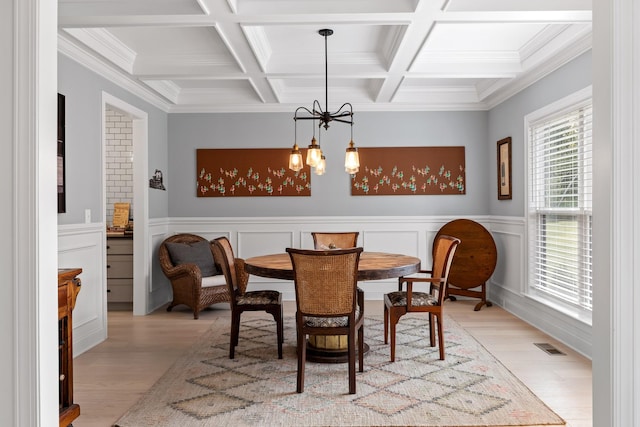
[58,268,81,427]
[107,237,133,308]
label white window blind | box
[528,99,592,312]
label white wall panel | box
[362,230,420,256]
[58,224,107,356]
[237,231,294,259]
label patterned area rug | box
[114,315,564,426]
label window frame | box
[524,86,593,325]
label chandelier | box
[288,29,360,176]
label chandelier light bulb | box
[306,136,322,168]
[344,140,360,174]
[289,143,303,172]
[315,155,327,175]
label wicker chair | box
[287,247,364,394]
[159,233,230,319]
[212,237,283,359]
[311,232,359,249]
[384,235,460,361]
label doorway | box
[102,92,149,316]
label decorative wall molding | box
[58,223,107,356]
[63,214,592,359]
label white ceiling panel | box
[59,0,207,16]
[58,0,592,112]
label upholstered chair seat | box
[384,291,438,307]
[302,305,361,328]
[236,290,281,306]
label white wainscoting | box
[58,223,107,356]
[62,215,592,358]
[487,216,592,358]
[167,216,469,302]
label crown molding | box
[58,33,173,113]
[483,33,592,110]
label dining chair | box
[384,235,460,361]
[212,237,283,359]
[159,233,230,319]
[286,247,364,394]
[311,232,359,249]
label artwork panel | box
[351,146,466,195]
[196,149,311,197]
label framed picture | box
[497,137,512,200]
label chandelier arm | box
[295,115,323,121]
[332,102,354,115]
[332,117,354,125]
[294,106,315,120]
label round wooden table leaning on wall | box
[244,251,421,363]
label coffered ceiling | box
[58,0,592,113]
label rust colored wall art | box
[351,146,465,195]
[197,148,311,197]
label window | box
[526,88,592,318]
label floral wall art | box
[351,147,466,196]
[196,148,311,197]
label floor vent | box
[534,343,566,355]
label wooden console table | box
[58,268,82,427]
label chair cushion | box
[385,291,438,307]
[201,274,227,288]
[237,290,281,305]
[165,240,218,277]
[303,305,361,328]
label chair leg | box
[383,303,389,344]
[348,328,356,394]
[429,312,436,347]
[358,324,364,373]
[436,314,445,360]
[229,310,241,359]
[389,308,401,362]
[274,306,284,359]
[296,327,306,393]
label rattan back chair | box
[286,247,364,394]
[159,233,230,319]
[213,237,283,359]
[311,232,359,250]
[384,235,460,361]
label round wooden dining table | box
[244,251,421,282]
[244,251,421,363]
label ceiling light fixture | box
[288,29,360,176]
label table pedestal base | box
[306,339,369,363]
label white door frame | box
[102,92,149,315]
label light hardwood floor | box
[72,300,592,427]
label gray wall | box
[488,50,592,217]
[168,111,489,217]
[57,54,169,224]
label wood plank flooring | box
[72,300,592,426]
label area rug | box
[114,315,564,426]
